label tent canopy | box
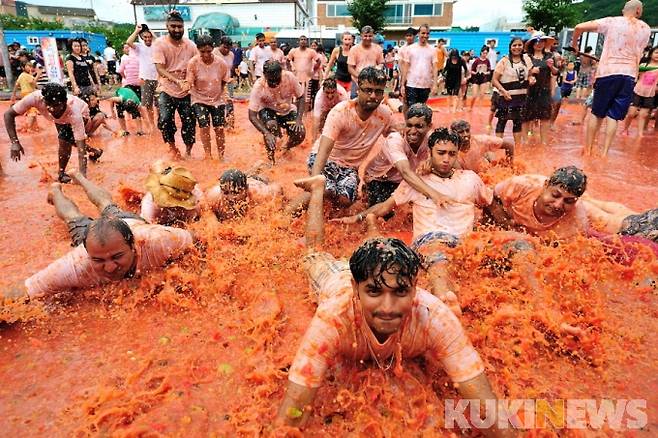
[191,13,240,34]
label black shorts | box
[631,92,656,110]
[405,86,431,107]
[117,100,141,119]
[193,103,226,128]
[67,204,145,247]
[470,73,489,85]
[56,122,87,144]
[258,108,298,137]
[107,60,117,75]
[364,179,399,207]
[240,73,248,79]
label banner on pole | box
[40,37,64,85]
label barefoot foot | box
[293,175,326,192]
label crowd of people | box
[2,0,658,433]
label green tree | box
[579,0,658,26]
[347,0,390,34]
[0,13,65,31]
[79,22,134,52]
[523,0,583,33]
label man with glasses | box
[304,67,392,208]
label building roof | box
[33,5,96,17]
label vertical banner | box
[40,37,64,85]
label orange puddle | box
[0,99,657,436]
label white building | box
[130,0,311,37]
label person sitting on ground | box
[311,77,349,142]
[296,67,392,211]
[83,93,118,136]
[1,170,194,301]
[248,60,305,164]
[4,83,103,183]
[187,35,231,160]
[141,161,203,226]
[484,166,589,241]
[334,128,492,310]
[450,120,514,174]
[276,174,511,437]
[107,86,149,136]
[205,165,283,221]
[363,104,453,208]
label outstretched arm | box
[276,381,318,427]
[310,135,335,176]
[396,160,454,205]
[4,107,24,161]
[455,373,517,438]
[571,21,598,50]
[331,196,396,225]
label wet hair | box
[41,83,68,106]
[220,36,233,47]
[255,32,265,40]
[450,119,470,132]
[195,34,214,49]
[449,49,459,59]
[83,216,135,249]
[166,10,184,23]
[263,60,282,77]
[357,66,387,87]
[437,38,446,43]
[547,166,587,197]
[428,127,459,149]
[219,169,248,193]
[406,103,432,124]
[349,238,421,289]
[418,24,430,32]
[361,25,374,34]
[322,77,337,90]
[508,37,525,56]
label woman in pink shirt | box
[622,45,658,137]
[118,44,141,98]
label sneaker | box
[58,172,72,184]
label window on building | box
[326,4,351,17]
[412,3,443,16]
[384,4,406,24]
[27,36,40,45]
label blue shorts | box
[591,75,635,121]
[307,152,359,204]
[411,231,459,266]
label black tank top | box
[335,46,350,82]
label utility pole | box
[0,22,14,89]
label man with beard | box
[4,82,103,182]
[363,103,451,207]
[307,67,392,208]
[152,11,197,158]
[1,170,193,301]
[276,173,510,437]
[485,166,589,241]
[127,23,159,131]
[449,120,514,174]
[248,60,305,164]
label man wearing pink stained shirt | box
[275,173,509,435]
[288,35,322,86]
[1,170,193,302]
[213,36,237,129]
[152,11,197,158]
[266,38,286,65]
[572,0,651,157]
[311,78,349,141]
[400,24,439,113]
[347,26,384,90]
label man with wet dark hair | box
[485,166,590,241]
[1,170,193,301]
[249,32,270,79]
[152,11,197,158]
[311,77,349,141]
[205,165,283,220]
[450,120,514,174]
[248,60,305,164]
[276,174,509,436]
[4,82,103,182]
